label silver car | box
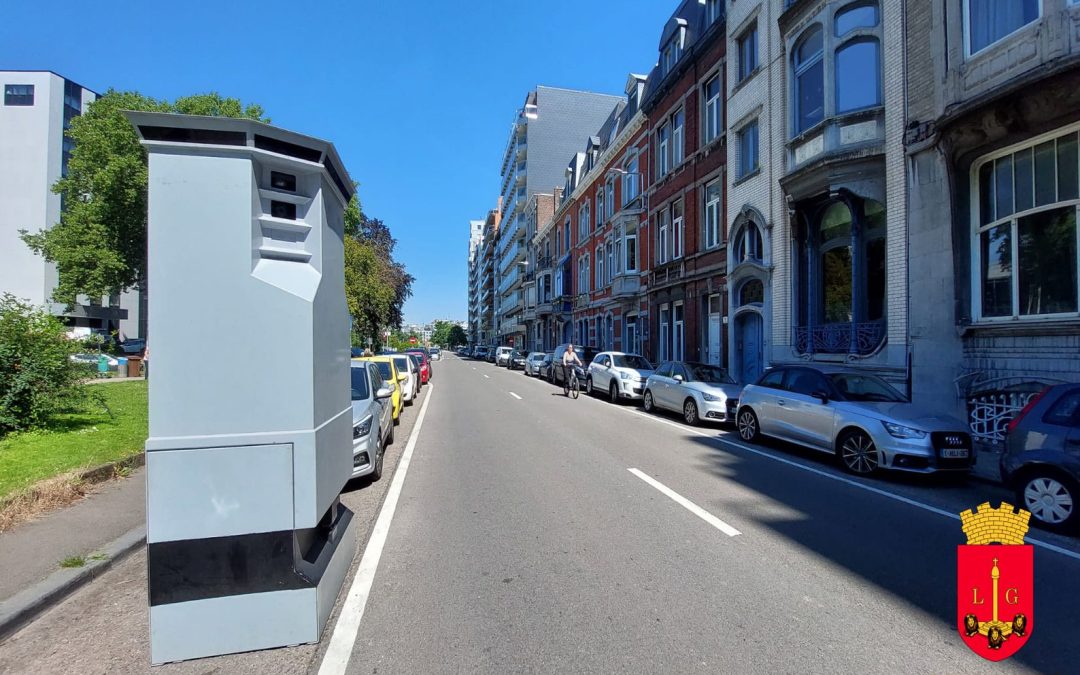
[643,362,743,425]
[350,362,395,480]
[737,365,973,475]
[523,352,547,376]
[587,352,654,402]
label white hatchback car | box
[586,352,655,402]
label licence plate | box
[941,448,969,459]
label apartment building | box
[641,0,729,366]
[0,70,143,338]
[905,0,1080,436]
[520,191,556,351]
[467,219,484,345]
[477,204,501,346]
[494,86,623,349]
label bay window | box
[607,241,614,285]
[705,180,722,249]
[965,0,1039,56]
[615,227,623,275]
[835,39,880,113]
[974,128,1080,320]
[606,177,615,216]
[626,234,638,272]
[793,27,824,134]
[624,155,640,205]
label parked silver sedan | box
[523,352,547,376]
[643,362,743,425]
[350,361,395,481]
[737,365,973,475]
[586,352,654,402]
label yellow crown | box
[960,502,1030,545]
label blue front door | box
[737,313,763,384]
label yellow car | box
[355,356,405,424]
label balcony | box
[794,321,886,356]
[610,272,641,298]
[651,261,684,288]
[535,255,553,271]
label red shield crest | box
[957,544,1033,661]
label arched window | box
[793,26,824,134]
[733,225,764,264]
[836,39,880,113]
[740,279,764,306]
[835,2,878,36]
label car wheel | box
[643,390,655,413]
[683,399,699,426]
[371,445,384,481]
[609,381,619,404]
[737,408,760,442]
[585,377,594,396]
[386,422,395,446]
[1019,470,1078,532]
[838,430,879,475]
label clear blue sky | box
[3,0,674,324]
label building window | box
[672,108,685,166]
[579,255,590,295]
[660,304,672,361]
[597,188,605,226]
[606,176,616,216]
[579,201,590,239]
[704,74,722,144]
[626,234,638,272]
[4,84,35,106]
[965,0,1039,55]
[672,200,685,259]
[658,123,671,177]
[733,224,764,264]
[706,0,723,24]
[625,315,639,354]
[738,120,760,177]
[673,302,685,361]
[565,218,571,251]
[624,154,640,205]
[704,180,722,249]
[738,23,759,82]
[793,26,825,134]
[662,34,683,76]
[973,128,1080,320]
[836,39,881,113]
[740,279,765,306]
[596,250,604,289]
[836,2,879,36]
[607,241,614,285]
[658,209,671,265]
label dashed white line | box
[318,384,435,675]
[509,392,522,400]
[483,374,490,379]
[628,468,742,537]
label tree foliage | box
[0,295,97,435]
[20,91,268,306]
[447,325,468,347]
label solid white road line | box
[483,374,490,379]
[628,468,742,537]
[616,406,1080,563]
[509,392,522,400]
[318,384,436,675]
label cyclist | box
[562,343,583,396]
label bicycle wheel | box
[570,375,579,399]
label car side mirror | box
[673,374,684,382]
[398,374,407,381]
[376,387,392,399]
[812,391,830,404]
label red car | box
[406,349,431,384]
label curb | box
[0,525,146,642]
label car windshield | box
[392,357,409,373]
[686,364,735,384]
[374,361,393,380]
[350,367,371,401]
[828,373,906,402]
[612,354,653,369]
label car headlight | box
[354,416,373,438]
[882,421,926,439]
[620,371,631,380]
[702,392,723,402]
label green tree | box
[21,91,268,306]
[430,321,452,347]
[448,325,468,347]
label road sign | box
[409,336,418,345]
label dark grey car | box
[1001,384,1080,532]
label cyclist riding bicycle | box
[562,343,583,396]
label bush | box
[0,294,95,435]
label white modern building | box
[0,70,142,338]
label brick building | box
[640,0,729,366]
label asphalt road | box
[320,354,1080,675]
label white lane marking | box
[318,384,436,675]
[628,468,742,537]
[617,406,1080,563]
[509,392,522,400]
[483,374,490,379]
[471,367,476,370]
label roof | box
[640,0,726,113]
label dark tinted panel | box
[1044,390,1080,427]
[254,134,322,162]
[758,369,786,389]
[785,369,829,396]
[139,126,247,146]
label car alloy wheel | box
[840,431,879,475]
[372,446,384,481]
[737,409,759,442]
[610,381,619,403]
[585,377,594,395]
[643,390,655,413]
[683,399,699,426]
[1022,475,1076,530]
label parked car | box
[474,345,490,361]
[538,352,555,381]
[430,348,441,361]
[390,353,420,405]
[355,357,404,424]
[737,365,973,475]
[508,349,527,370]
[587,352,655,403]
[523,352,547,376]
[1001,384,1080,532]
[491,346,510,365]
[350,361,394,480]
[644,362,742,424]
[550,344,600,386]
[120,338,146,355]
[405,349,431,383]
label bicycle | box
[563,365,582,399]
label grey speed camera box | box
[127,112,357,664]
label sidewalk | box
[0,468,145,604]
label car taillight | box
[1006,388,1049,435]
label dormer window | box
[662,31,684,76]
